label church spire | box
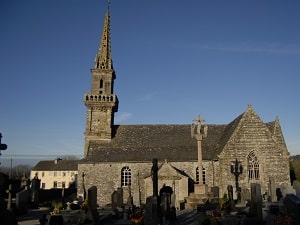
[84,6,118,157]
[94,10,113,70]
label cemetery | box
[1,127,300,225]
[1,160,300,225]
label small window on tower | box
[100,79,104,88]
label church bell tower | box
[84,10,118,157]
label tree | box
[0,164,32,179]
[291,155,300,182]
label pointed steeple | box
[94,12,113,70]
[84,7,118,157]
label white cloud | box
[115,112,133,124]
[139,92,158,102]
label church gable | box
[266,118,289,157]
[157,161,189,180]
[218,105,279,159]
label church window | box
[100,79,104,89]
[121,166,131,187]
[247,151,260,180]
[196,167,206,184]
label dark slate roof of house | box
[32,159,79,171]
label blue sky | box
[0,0,299,166]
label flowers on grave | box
[81,198,88,212]
[130,209,144,225]
[219,194,230,212]
[51,201,63,215]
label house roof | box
[32,159,78,171]
[83,107,280,163]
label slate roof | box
[85,124,227,162]
[84,112,278,163]
[32,159,79,171]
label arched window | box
[196,167,206,184]
[121,166,131,187]
[247,151,259,180]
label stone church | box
[77,10,290,208]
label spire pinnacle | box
[94,8,113,70]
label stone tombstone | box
[276,187,283,201]
[250,183,262,220]
[7,184,13,211]
[283,194,300,224]
[31,174,40,207]
[227,185,233,201]
[87,186,99,223]
[111,187,123,209]
[111,190,119,209]
[16,189,30,214]
[241,187,250,204]
[144,196,160,225]
[133,192,141,207]
[117,187,123,205]
[171,192,176,208]
[211,186,219,197]
[144,196,152,225]
[268,177,277,202]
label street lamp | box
[230,158,243,202]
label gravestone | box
[111,188,123,210]
[144,196,160,225]
[144,159,160,225]
[227,185,235,211]
[133,192,141,207]
[227,185,233,201]
[241,187,250,204]
[87,186,99,224]
[250,183,262,221]
[6,184,12,211]
[268,177,277,202]
[294,181,300,198]
[31,174,40,208]
[283,194,300,224]
[276,188,283,201]
[211,186,219,197]
[16,189,30,214]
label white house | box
[30,158,78,189]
